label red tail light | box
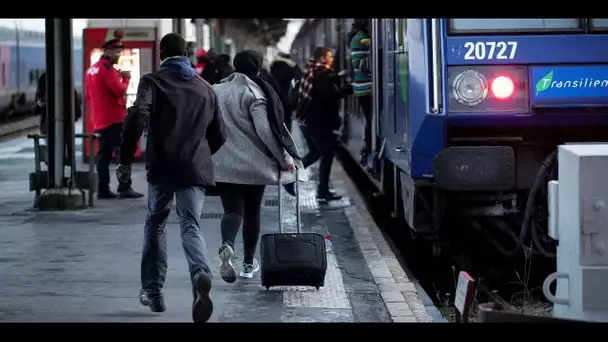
[491,76,515,99]
[447,65,529,114]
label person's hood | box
[217,72,265,99]
[273,56,296,68]
[160,56,196,79]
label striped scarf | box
[297,58,332,106]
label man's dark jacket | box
[303,68,352,131]
[33,72,83,134]
[119,56,226,188]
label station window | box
[448,18,583,35]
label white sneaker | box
[239,258,260,279]
[219,245,237,283]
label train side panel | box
[382,20,446,178]
[405,19,445,179]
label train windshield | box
[448,19,582,35]
[590,19,608,31]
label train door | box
[393,19,409,170]
[382,20,397,140]
[383,19,409,171]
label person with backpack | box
[116,33,226,323]
[211,50,302,283]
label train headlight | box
[452,70,488,107]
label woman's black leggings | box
[216,182,266,264]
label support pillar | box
[194,19,205,50]
[172,19,185,37]
[36,18,84,211]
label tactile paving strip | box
[269,241,352,310]
[263,182,352,212]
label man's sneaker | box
[239,258,260,279]
[218,245,237,283]
[317,190,342,202]
[118,188,144,199]
[97,190,118,199]
[192,271,213,323]
[139,289,166,313]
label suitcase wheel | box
[265,286,270,290]
[315,286,320,290]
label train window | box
[448,19,583,35]
[396,19,409,135]
[590,19,608,31]
[396,19,405,47]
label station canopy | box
[193,18,289,46]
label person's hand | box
[116,164,131,183]
[282,154,296,171]
[120,70,131,78]
[283,162,296,171]
[338,70,349,77]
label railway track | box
[0,115,40,143]
[336,142,553,322]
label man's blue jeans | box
[141,183,211,300]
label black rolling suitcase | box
[260,171,327,289]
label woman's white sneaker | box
[239,258,260,279]
[219,245,237,283]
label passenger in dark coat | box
[287,46,352,201]
[33,71,83,167]
[214,54,234,83]
[200,49,218,83]
[270,52,303,131]
[117,33,226,323]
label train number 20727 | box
[463,41,518,61]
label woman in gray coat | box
[212,50,302,283]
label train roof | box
[0,26,82,46]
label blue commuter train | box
[0,26,83,122]
[291,18,608,259]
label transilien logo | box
[535,70,554,96]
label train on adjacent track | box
[291,18,608,263]
[0,26,83,123]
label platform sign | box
[82,27,158,162]
[454,271,475,323]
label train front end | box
[432,19,608,258]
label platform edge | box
[332,161,434,323]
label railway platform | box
[0,126,443,323]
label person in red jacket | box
[85,38,143,199]
[194,49,206,76]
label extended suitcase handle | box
[278,168,301,234]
